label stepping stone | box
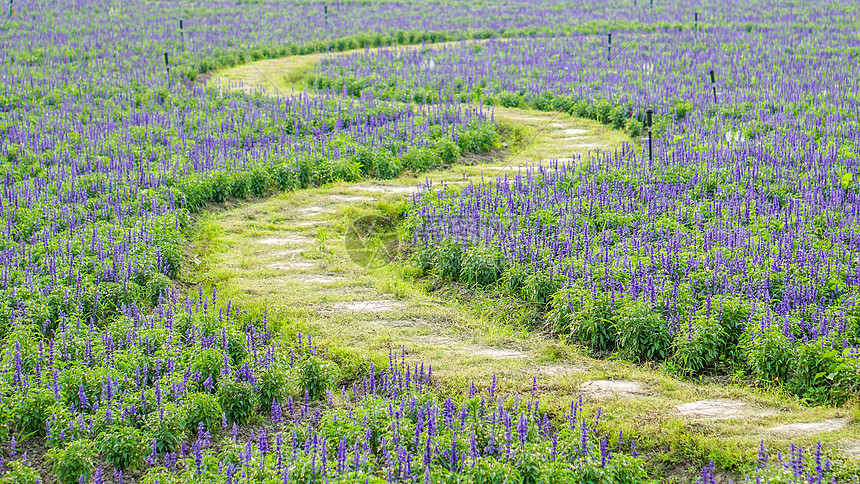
[327,195,373,202]
[581,380,649,398]
[842,440,860,458]
[561,128,587,136]
[354,184,418,194]
[289,275,344,284]
[537,365,582,376]
[674,399,777,421]
[298,205,335,215]
[473,347,527,359]
[768,418,849,436]
[414,336,527,359]
[257,236,312,246]
[268,261,315,271]
[370,319,419,328]
[339,300,402,312]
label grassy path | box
[188,44,860,480]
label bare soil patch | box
[674,399,778,421]
[257,236,312,246]
[581,380,650,399]
[767,418,850,436]
[337,300,404,312]
[268,261,316,271]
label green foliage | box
[184,392,223,434]
[436,242,464,281]
[401,145,440,172]
[549,286,618,352]
[616,299,672,362]
[257,365,289,410]
[0,460,41,484]
[49,439,97,484]
[97,426,148,471]
[217,379,259,426]
[673,315,728,375]
[13,388,55,438]
[456,122,498,153]
[190,348,225,389]
[522,270,560,307]
[144,403,185,454]
[461,245,505,287]
[743,326,794,385]
[300,355,339,401]
[430,136,462,166]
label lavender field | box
[0,0,859,482]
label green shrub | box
[217,379,259,425]
[257,365,289,410]
[246,165,271,197]
[300,355,340,401]
[673,315,728,375]
[624,118,643,137]
[411,245,437,275]
[616,299,672,362]
[436,242,463,281]
[97,426,148,471]
[743,326,794,385]
[401,146,439,172]
[522,270,560,307]
[184,392,223,434]
[502,264,530,294]
[49,439,97,484]
[0,460,41,484]
[13,388,55,439]
[549,287,618,351]
[430,137,461,166]
[461,245,505,287]
[144,403,185,454]
[190,348,225,389]
[457,122,497,153]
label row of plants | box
[2,289,855,483]
[406,142,860,404]
[308,27,860,141]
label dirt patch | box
[568,142,606,150]
[484,165,561,172]
[337,300,403,312]
[289,275,344,284]
[354,184,419,194]
[842,440,860,459]
[327,195,374,202]
[561,128,588,136]
[473,347,527,359]
[498,113,555,123]
[370,319,421,328]
[257,236,312,246]
[268,261,316,271]
[414,336,527,359]
[767,418,850,436]
[537,365,583,376]
[298,205,335,215]
[273,249,304,256]
[581,380,650,399]
[674,399,778,421]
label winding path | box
[189,44,859,476]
